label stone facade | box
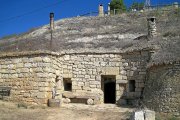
[0,50,149,105]
[143,62,180,113]
[58,51,149,105]
[0,50,179,114]
[0,53,60,105]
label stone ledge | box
[116,80,128,84]
[0,51,60,58]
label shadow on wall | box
[143,64,180,113]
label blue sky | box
[0,0,179,38]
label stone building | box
[0,10,179,114]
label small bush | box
[163,32,177,37]
[17,103,28,109]
[156,113,180,120]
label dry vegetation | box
[155,113,180,120]
[0,8,179,65]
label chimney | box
[147,17,157,38]
[50,13,54,30]
[173,2,179,9]
[108,3,111,15]
[98,4,104,17]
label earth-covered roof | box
[0,10,179,66]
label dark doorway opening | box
[63,78,72,91]
[102,76,116,104]
[129,80,135,92]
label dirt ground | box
[0,101,132,120]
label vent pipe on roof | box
[147,17,157,38]
[98,4,104,17]
[173,2,179,9]
[108,3,111,15]
[50,13,54,30]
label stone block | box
[102,67,119,75]
[90,81,100,85]
[123,63,129,67]
[34,57,42,62]
[37,92,47,99]
[23,93,31,97]
[144,110,155,120]
[9,74,18,79]
[48,99,60,107]
[116,75,122,80]
[62,98,71,104]
[128,71,134,77]
[139,72,146,75]
[120,70,126,75]
[139,83,145,88]
[117,99,127,105]
[24,63,32,68]
[43,57,51,63]
[64,55,70,60]
[135,88,142,92]
[8,64,15,69]
[122,76,127,80]
[62,74,73,78]
[12,59,22,63]
[116,80,128,84]
[87,98,94,105]
[21,68,29,73]
[90,85,96,88]
[39,87,51,92]
[31,63,38,67]
[16,63,24,68]
[130,110,144,120]
[1,65,7,69]
[85,75,90,79]
[37,73,48,78]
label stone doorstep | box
[62,91,100,104]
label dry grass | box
[0,8,179,65]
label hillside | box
[0,9,179,65]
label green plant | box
[130,2,144,11]
[169,116,179,120]
[110,0,126,13]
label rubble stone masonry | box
[143,62,180,113]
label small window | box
[129,80,135,92]
[63,78,72,91]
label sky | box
[0,0,179,38]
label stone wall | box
[143,62,180,113]
[0,50,150,105]
[0,52,60,105]
[59,51,149,104]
